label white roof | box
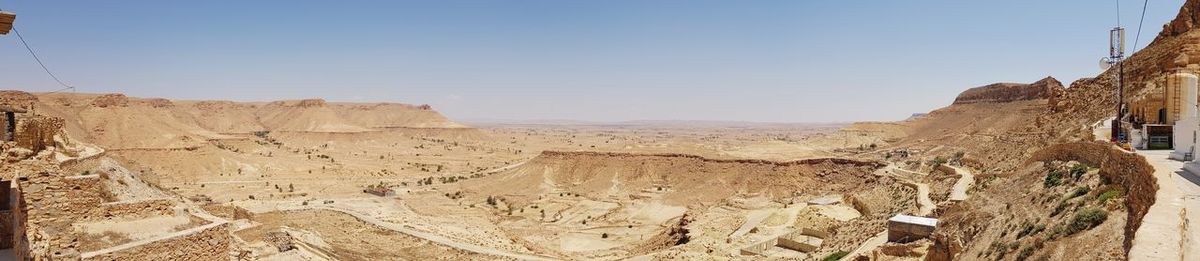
[889,214,938,227]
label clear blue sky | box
[0,1,1187,123]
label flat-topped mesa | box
[346,102,431,111]
[952,77,1064,105]
[264,99,328,108]
[537,150,884,168]
[91,94,130,108]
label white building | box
[1172,72,1200,161]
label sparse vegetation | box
[1096,190,1121,203]
[929,156,947,166]
[1067,186,1090,199]
[1069,164,1090,180]
[1067,208,1108,234]
[1016,221,1045,239]
[822,251,849,261]
[1044,169,1063,188]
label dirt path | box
[910,181,934,216]
[880,164,934,216]
[945,164,974,202]
[843,231,887,260]
[1130,150,1200,261]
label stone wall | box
[14,115,64,153]
[1026,141,1159,253]
[87,199,175,221]
[15,167,92,259]
[201,204,253,220]
[0,210,12,250]
[81,223,231,261]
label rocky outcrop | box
[952,77,1064,104]
[0,90,38,109]
[91,94,129,108]
[296,99,327,108]
[1157,0,1200,41]
[138,98,173,108]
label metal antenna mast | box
[1104,27,1126,143]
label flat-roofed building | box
[887,214,937,243]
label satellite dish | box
[1099,57,1113,71]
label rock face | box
[952,77,1065,105]
[1158,0,1200,41]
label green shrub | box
[1069,164,1089,180]
[1016,244,1037,260]
[1097,190,1122,203]
[1045,224,1065,239]
[1067,208,1108,234]
[929,157,947,166]
[1067,186,1091,199]
[822,251,849,261]
[1016,222,1045,239]
[1044,170,1064,188]
[1050,201,1069,217]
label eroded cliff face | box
[919,1,1200,260]
[927,142,1155,261]
[953,77,1065,105]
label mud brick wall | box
[82,223,231,261]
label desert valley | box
[3,1,1200,261]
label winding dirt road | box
[945,164,974,202]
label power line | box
[1116,0,1122,27]
[12,27,74,89]
[1132,0,1149,53]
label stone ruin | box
[0,112,236,260]
[264,231,295,252]
[2,162,232,260]
[13,116,64,154]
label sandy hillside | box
[0,92,472,149]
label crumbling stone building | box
[0,110,234,260]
